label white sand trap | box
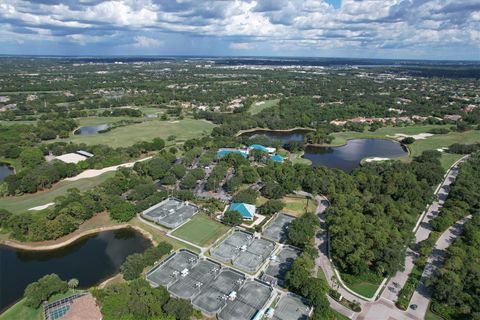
[437,147,448,152]
[255,101,265,105]
[65,157,152,181]
[391,133,434,140]
[28,202,54,211]
[168,121,180,123]
[364,157,390,162]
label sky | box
[0,0,479,60]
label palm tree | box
[68,278,79,292]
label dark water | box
[303,139,407,171]
[0,164,14,181]
[74,124,109,135]
[0,228,151,312]
[240,129,313,145]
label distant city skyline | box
[0,0,478,60]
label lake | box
[239,129,313,144]
[0,164,14,182]
[303,138,408,171]
[0,228,151,312]
[74,124,109,135]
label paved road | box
[406,215,472,320]
[380,162,462,303]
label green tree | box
[258,199,284,215]
[19,147,44,168]
[121,253,145,280]
[110,201,136,222]
[162,298,194,320]
[223,210,243,226]
[24,274,68,308]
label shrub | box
[24,274,68,308]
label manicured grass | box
[171,213,230,247]
[129,217,201,253]
[341,272,383,299]
[282,195,317,217]
[347,282,379,299]
[248,99,279,115]
[0,172,115,213]
[0,299,41,320]
[61,118,215,148]
[425,305,444,320]
[333,310,351,320]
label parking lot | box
[141,198,198,228]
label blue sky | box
[0,0,479,60]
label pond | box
[0,164,14,182]
[74,124,109,135]
[303,138,408,171]
[0,228,151,312]
[239,129,313,145]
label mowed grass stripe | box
[171,213,229,247]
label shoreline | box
[0,223,156,252]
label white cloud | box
[0,0,478,58]
[133,36,163,47]
[229,42,253,50]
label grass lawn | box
[0,299,40,320]
[282,195,317,217]
[333,310,351,320]
[341,272,383,299]
[129,218,201,253]
[346,282,379,299]
[248,99,279,115]
[0,172,115,213]
[60,118,215,148]
[170,213,229,247]
[425,305,443,320]
[0,289,78,320]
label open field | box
[60,118,215,148]
[282,195,317,217]
[248,99,279,115]
[170,213,229,247]
[0,172,114,213]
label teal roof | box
[271,154,284,162]
[229,203,256,219]
[217,149,248,158]
[249,144,270,153]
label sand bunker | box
[364,157,391,163]
[65,157,152,181]
[28,202,55,211]
[391,133,433,140]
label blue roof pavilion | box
[229,203,256,220]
